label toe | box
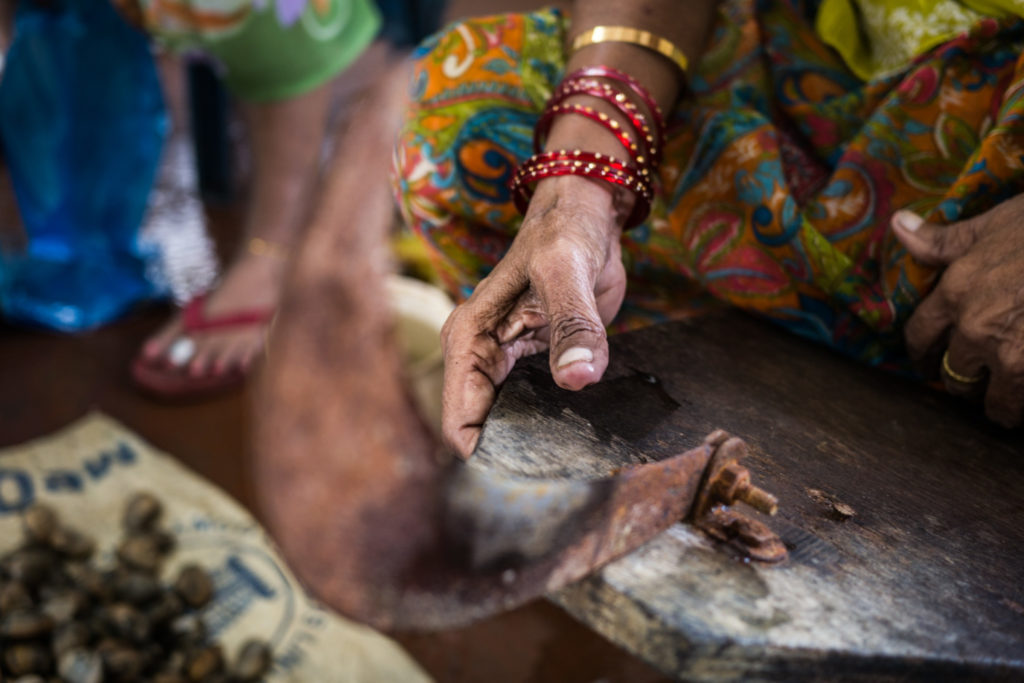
[238,335,265,372]
[189,338,222,378]
[214,337,247,375]
[142,316,185,361]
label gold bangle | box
[570,26,689,75]
[248,237,289,259]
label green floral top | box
[136,0,380,101]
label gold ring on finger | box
[941,349,985,384]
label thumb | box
[892,210,981,267]
[536,274,610,392]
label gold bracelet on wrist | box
[570,25,689,75]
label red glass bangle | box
[510,150,652,228]
[512,164,652,212]
[550,78,660,167]
[565,66,666,140]
[516,149,642,176]
[512,159,652,202]
[533,103,642,166]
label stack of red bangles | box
[510,66,667,229]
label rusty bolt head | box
[710,463,749,501]
[709,463,778,515]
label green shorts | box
[139,0,381,101]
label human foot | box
[133,245,288,397]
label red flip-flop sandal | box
[131,294,275,400]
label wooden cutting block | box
[473,311,1024,682]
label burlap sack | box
[0,413,431,682]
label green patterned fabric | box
[139,0,381,101]
[817,0,1024,79]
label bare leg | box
[140,79,331,380]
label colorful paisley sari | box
[392,0,1024,370]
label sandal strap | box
[182,294,275,332]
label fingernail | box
[557,346,593,368]
[895,211,924,232]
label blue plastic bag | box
[0,0,167,331]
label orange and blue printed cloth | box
[392,1,1024,370]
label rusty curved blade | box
[252,69,723,631]
[373,440,715,630]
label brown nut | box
[4,548,55,587]
[150,529,178,555]
[1,608,55,639]
[113,570,163,605]
[0,580,33,614]
[123,492,164,532]
[162,648,187,673]
[42,589,89,624]
[116,535,163,574]
[50,527,96,561]
[169,613,207,647]
[52,621,92,658]
[4,643,51,676]
[147,590,185,625]
[173,565,214,609]
[57,648,103,683]
[101,645,146,681]
[185,645,225,681]
[21,503,59,545]
[232,639,273,681]
[64,563,114,604]
[152,675,189,683]
[103,602,151,643]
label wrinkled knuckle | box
[930,225,952,255]
[962,220,985,248]
[957,319,991,348]
[943,224,974,257]
[552,315,605,344]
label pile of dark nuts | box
[0,493,273,682]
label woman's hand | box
[441,176,628,457]
[892,196,1024,427]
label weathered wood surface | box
[473,311,1024,682]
